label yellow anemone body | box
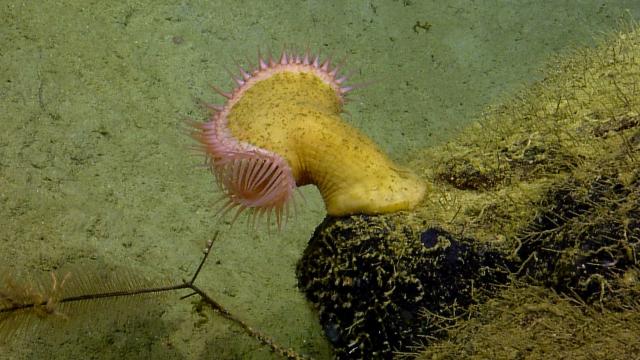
[226,71,426,216]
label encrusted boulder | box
[297,215,510,359]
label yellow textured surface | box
[227,71,426,216]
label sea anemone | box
[191,49,426,229]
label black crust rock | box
[296,215,510,359]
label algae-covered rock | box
[296,215,510,359]
[297,24,640,358]
[417,285,640,359]
[516,169,640,304]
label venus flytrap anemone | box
[191,50,426,229]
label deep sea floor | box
[2,1,640,359]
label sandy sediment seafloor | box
[3,2,640,359]
[297,25,640,359]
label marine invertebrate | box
[1,234,307,359]
[192,49,426,227]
